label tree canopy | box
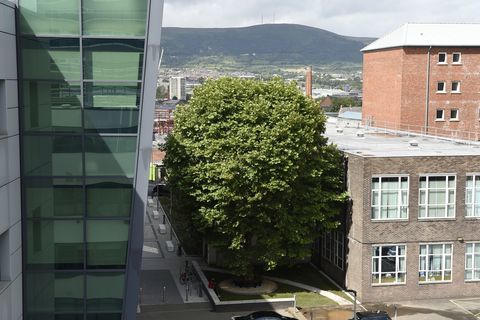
[164,78,346,277]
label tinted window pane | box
[87,220,129,269]
[83,0,148,37]
[87,273,125,313]
[27,220,84,269]
[23,81,82,133]
[19,0,80,36]
[84,82,141,108]
[85,136,137,177]
[85,108,139,134]
[86,178,133,217]
[25,178,83,218]
[21,38,81,80]
[83,39,144,81]
[26,272,84,319]
[23,135,83,176]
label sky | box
[163,0,480,37]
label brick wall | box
[346,154,480,302]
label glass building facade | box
[18,0,163,319]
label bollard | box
[162,214,166,224]
[310,311,313,320]
[162,286,166,303]
[185,283,189,301]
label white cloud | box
[163,0,480,37]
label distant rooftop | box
[325,119,480,158]
[362,23,480,52]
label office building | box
[6,0,165,319]
[0,1,22,319]
[315,122,480,302]
[362,23,480,141]
[169,76,186,100]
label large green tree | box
[165,78,346,278]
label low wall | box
[191,261,296,312]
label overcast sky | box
[163,0,480,37]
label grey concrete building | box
[0,1,22,319]
[316,121,480,303]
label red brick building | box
[362,23,480,141]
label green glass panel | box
[86,178,133,217]
[27,220,84,269]
[83,0,147,37]
[87,273,125,313]
[26,272,84,320]
[19,0,80,36]
[87,314,122,320]
[21,38,81,80]
[86,220,129,269]
[23,135,83,176]
[85,108,139,134]
[85,136,137,177]
[84,82,141,108]
[25,178,83,218]
[83,39,144,81]
[23,81,82,133]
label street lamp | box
[345,289,357,320]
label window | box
[438,52,447,64]
[437,81,446,93]
[419,175,456,218]
[452,52,462,64]
[466,175,480,217]
[87,220,129,269]
[0,80,5,135]
[435,109,445,121]
[466,243,480,281]
[419,243,452,282]
[321,230,344,270]
[371,176,408,220]
[451,81,461,93]
[450,109,459,121]
[372,245,406,285]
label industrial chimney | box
[305,66,313,97]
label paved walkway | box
[139,196,208,308]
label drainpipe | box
[424,46,432,135]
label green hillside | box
[161,24,374,69]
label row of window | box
[371,175,480,220]
[435,108,459,121]
[438,52,461,65]
[436,81,460,93]
[372,243,480,285]
[321,231,345,270]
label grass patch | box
[264,263,352,302]
[203,270,337,308]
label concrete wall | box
[0,1,22,319]
[345,154,480,303]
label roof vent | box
[356,130,365,138]
[409,139,419,147]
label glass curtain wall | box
[19,0,149,319]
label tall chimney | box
[306,66,313,98]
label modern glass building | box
[18,0,164,319]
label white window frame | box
[451,81,461,93]
[419,243,453,283]
[321,230,344,270]
[466,174,480,218]
[371,176,409,220]
[452,52,462,64]
[465,242,480,281]
[437,81,446,93]
[437,52,447,64]
[418,175,456,219]
[435,109,445,121]
[372,244,406,285]
[450,109,459,121]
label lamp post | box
[345,289,357,320]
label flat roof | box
[362,23,480,52]
[325,120,480,158]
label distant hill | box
[161,24,375,69]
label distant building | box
[169,76,187,100]
[362,23,480,141]
[154,100,186,135]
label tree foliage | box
[164,78,346,277]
